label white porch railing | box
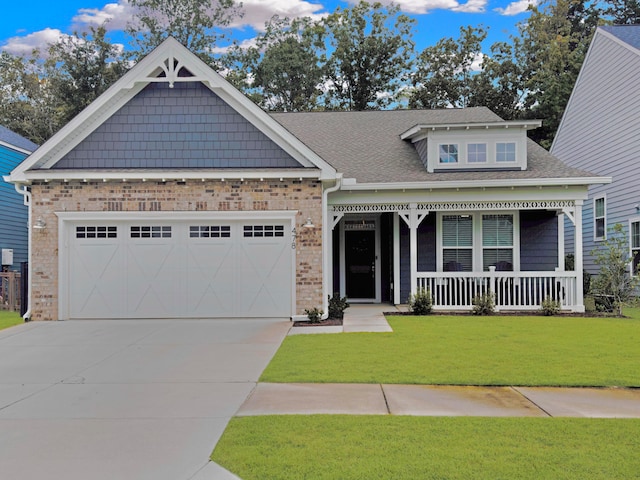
[416,269,579,311]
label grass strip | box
[213,415,640,480]
[0,310,23,331]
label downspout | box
[13,183,32,321]
[321,174,343,320]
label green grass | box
[212,415,640,480]
[0,310,23,331]
[261,309,640,386]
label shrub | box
[540,297,561,316]
[472,291,495,315]
[408,288,432,315]
[328,293,349,320]
[304,307,323,323]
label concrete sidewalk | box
[289,304,397,335]
[237,383,640,418]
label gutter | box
[320,174,343,320]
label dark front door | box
[345,230,376,299]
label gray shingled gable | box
[54,82,303,170]
[270,107,599,184]
[601,25,640,51]
[0,125,38,152]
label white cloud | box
[495,0,537,15]
[346,0,487,14]
[233,0,327,31]
[72,0,135,31]
[452,0,487,13]
[2,28,65,56]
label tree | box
[126,0,242,64]
[603,0,640,23]
[0,51,58,144]
[591,223,640,316]
[45,27,128,126]
[321,1,415,110]
[410,26,487,109]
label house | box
[552,25,640,278]
[8,38,607,321]
[0,126,37,271]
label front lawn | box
[212,416,640,480]
[0,310,22,331]
[261,309,640,386]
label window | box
[482,214,514,271]
[189,226,231,238]
[439,144,458,164]
[467,143,487,163]
[442,215,473,271]
[130,226,172,238]
[243,225,285,238]
[76,226,117,239]
[496,142,516,162]
[631,221,640,276]
[594,197,606,240]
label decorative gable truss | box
[401,120,542,173]
[9,37,336,184]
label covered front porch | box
[328,197,585,313]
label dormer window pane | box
[439,144,458,163]
[468,143,487,163]
[496,142,516,162]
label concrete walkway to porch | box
[288,304,399,335]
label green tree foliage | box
[46,27,128,125]
[410,26,487,109]
[591,223,640,316]
[604,0,640,23]
[126,0,242,64]
[321,1,415,110]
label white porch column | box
[393,213,401,305]
[574,201,585,312]
[399,204,427,299]
[557,212,565,271]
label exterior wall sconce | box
[34,218,47,230]
[292,218,315,249]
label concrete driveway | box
[0,318,290,480]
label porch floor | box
[289,304,399,335]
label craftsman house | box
[8,38,607,320]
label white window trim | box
[496,142,517,163]
[593,195,606,241]
[629,216,640,277]
[467,143,488,163]
[436,211,520,272]
[438,143,459,164]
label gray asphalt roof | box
[0,125,38,152]
[270,107,599,184]
[601,24,640,51]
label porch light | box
[34,218,47,230]
[303,218,314,228]
[292,219,315,249]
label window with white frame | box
[594,196,606,240]
[467,143,487,163]
[496,142,516,162]
[439,144,458,164]
[442,214,473,271]
[482,214,514,271]
[631,220,640,276]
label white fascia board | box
[0,141,34,156]
[21,168,321,182]
[339,176,612,191]
[400,120,543,141]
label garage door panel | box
[186,242,235,317]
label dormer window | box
[468,143,487,163]
[400,120,542,173]
[496,142,516,162]
[439,144,458,164]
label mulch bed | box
[293,318,343,327]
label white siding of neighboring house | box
[552,28,640,275]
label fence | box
[0,272,21,312]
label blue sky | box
[1,0,535,56]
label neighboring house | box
[8,38,607,321]
[552,25,640,278]
[0,126,37,271]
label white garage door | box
[64,219,293,319]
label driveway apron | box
[0,318,290,480]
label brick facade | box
[30,178,323,320]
